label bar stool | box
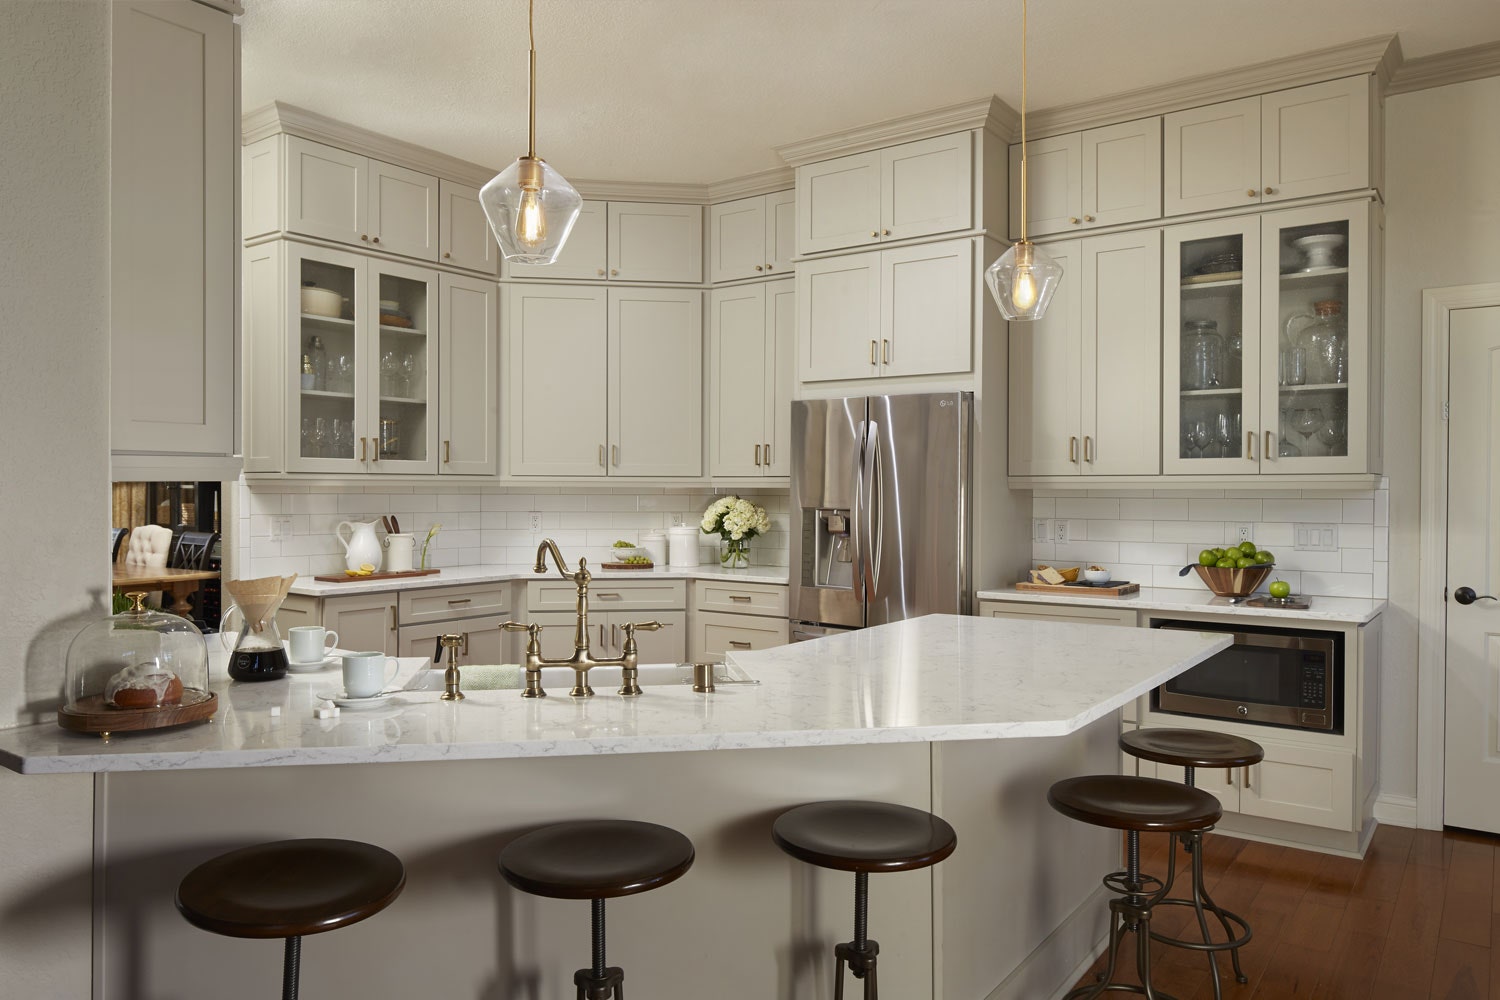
[1049,775,1221,1000]
[772,800,957,999]
[175,838,406,1000]
[498,819,694,999]
[1121,728,1262,996]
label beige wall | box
[1381,75,1500,809]
[0,0,112,994]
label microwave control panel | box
[1299,660,1328,709]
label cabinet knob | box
[1083,215,1094,223]
[755,265,763,272]
[360,234,369,241]
[597,268,606,276]
[871,231,879,238]
[881,228,890,236]
[372,236,381,244]
[610,268,619,276]
[1247,189,1258,197]
[442,251,451,259]
[1068,217,1080,225]
[766,263,774,270]
[1264,186,1275,195]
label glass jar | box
[1182,319,1223,390]
[1289,300,1348,386]
[1224,329,1243,389]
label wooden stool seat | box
[1049,775,1222,834]
[498,819,695,900]
[1120,728,1265,770]
[176,838,405,940]
[772,800,957,873]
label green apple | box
[1238,540,1258,555]
[1236,556,1256,568]
[1216,558,1237,569]
[1269,579,1292,599]
[1255,550,1275,564]
[1198,549,1218,566]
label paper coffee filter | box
[224,575,297,633]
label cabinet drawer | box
[397,614,511,665]
[527,610,687,664]
[690,611,789,660]
[977,601,1137,627]
[399,582,512,625]
[527,579,686,612]
[692,580,788,617]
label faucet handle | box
[499,620,540,634]
[622,620,666,635]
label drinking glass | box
[313,417,329,457]
[333,354,353,394]
[300,417,313,457]
[1317,415,1346,454]
[399,352,416,398]
[1294,407,1323,447]
[1190,419,1211,459]
[1216,412,1235,458]
[380,351,398,397]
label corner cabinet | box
[506,285,703,477]
[709,279,794,478]
[507,201,703,284]
[709,191,794,283]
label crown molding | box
[241,101,499,188]
[1388,39,1500,95]
[568,179,710,204]
[707,166,795,202]
[192,0,243,15]
[1021,35,1401,139]
[775,96,1018,167]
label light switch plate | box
[1033,519,1050,542]
[270,516,292,541]
[1294,523,1339,552]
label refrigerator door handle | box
[868,421,883,595]
[849,420,866,604]
[859,420,880,598]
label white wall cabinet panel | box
[322,595,397,656]
[797,150,882,255]
[1238,743,1356,831]
[766,189,796,275]
[608,288,703,476]
[1081,118,1162,229]
[1261,76,1370,203]
[1008,242,1082,477]
[690,611,789,660]
[710,196,768,283]
[438,180,500,274]
[505,200,607,280]
[368,160,438,261]
[607,202,703,283]
[110,0,236,460]
[1081,230,1162,476]
[286,137,368,245]
[881,132,973,243]
[797,253,881,382]
[709,285,771,477]
[242,243,285,473]
[765,281,795,476]
[506,285,609,476]
[1009,132,1081,238]
[438,274,499,476]
[879,238,973,379]
[1163,96,1262,216]
[242,136,281,240]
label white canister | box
[383,533,415,573]
[668,526,702,567]
[639,529,668,567]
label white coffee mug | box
[342,652,399,699]
[287,625,339,664]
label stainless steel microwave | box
[1151,621,1342,733]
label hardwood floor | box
[1071,825,1500,999]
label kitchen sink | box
[401,661,756,693]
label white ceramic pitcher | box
[336,519,383,572]
[383,533,415,573]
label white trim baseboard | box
[1374,792,1419,828]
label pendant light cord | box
[526,0,537,158]
[1019,0,1029,242]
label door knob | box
[1455,586,1498,605]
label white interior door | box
[1444,304,1500,833]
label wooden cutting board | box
[312,568,441,583]
[1014,580,1140,597]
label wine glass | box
[380,351,398,397]
[1216,413,1235,458]
[1294,407,1323,448]
[1190,419,1211,459]
[1317,415,1346,455]
[399,352,416,399]
[300,417,314,457]
[312,417,329,458]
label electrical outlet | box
[1233,523,1255,544]
[1033,519,1049,543]
[1054,519,1069,543]
[528,511,542,532]
[671,513,687,527]
[270,516,292,541]
[1294,523,1339,552]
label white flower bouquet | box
[700,495,770,567]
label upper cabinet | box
[1164,76,1372,216]
[796,133,974,255]
[709,280,794,478]
[246,134,499,274]
[506,200,703,283]
[110,0,237,474]
[1010,118,1162,238]
[709,190,794,283]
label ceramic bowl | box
[1082,569,1111,584]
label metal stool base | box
[573,966,624,1000]
[1146,830,1253,997]
[1067,830,1183,1000]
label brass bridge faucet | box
[500,539,666,698]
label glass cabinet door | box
[366,260,438,474]
[287,245,365,473]
[1258,201,1371,474]
[1163,217,1261,474]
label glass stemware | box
[1190,419,1211,459]
[380,351,398,397]
[1216,413,1235,458]
[1317,415,1346,455]
[1294,407,1323,447]
[399,352,416,399]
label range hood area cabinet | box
[111,0,239,480]
[505,285,703,478]
[241,240,498,476]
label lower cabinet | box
[977,600,1138,627]
[397,614,510,664]
[1144,742,1355,832]
[688,580,790,660]
[528,611,688,664]
[322,593,399,656]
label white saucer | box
[315,688,399,709]
[286,653,338,673]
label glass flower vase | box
[720,537,750,568]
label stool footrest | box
[1148,898,1253,953]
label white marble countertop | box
[976,586,1385,624]
[289,563,790,597]
[0,615,1228,774]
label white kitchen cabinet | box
[977,600,1139,627]
[608,288,703,476]
[110,0,236,466]
[1148,742,1354,832]
[799,238,974,384]
[438,274,499,475]
[505,199,608,280]
[398,582,513,626]
[690,612,789,660]
[368,160,439,261]
[398,615,509,665]
[797,133,974,255]
[528,611,688,665]
[709,190,795,283]
[528,579,686,612]
[1008,231,1160,477]
[506,284,609,476]
[322,593,398,656]
[1011,118,1160,238]
[607,202,703,283]
[437,180,500,274]
[1164,77,1372,217]
[286,137,368,246]
[709,280,794,478]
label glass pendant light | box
[985,0,1062,321]
[480,0,582,264]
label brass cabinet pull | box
[754,444,761,466]
[1265,430,1274,459]
[755,265,764,272]
[360,234,369,241]
[460,632,469,655]
[766,263,774,271]
[730,640,752,649]
[1245,765,1252,790]
[870,339,878,365]
[1069,436,1079,463]
[870,230,879,238]
[1247,189,1258,197]
[599,623,607,649]
[389,607,396,633]
[443,251,451,259]
[1264,186,1275,196]
[595,592,623,600]
[763,443,770,465]
[1084,436,1093,463]
[1226,768,1233,786]
[1068,217,1080,225]
[599,444,605,467]
[881,228,890,236]
[611,623,619,650]
[447,598,471,605]
[1247,431,1256,461]
[729,594,752,603]
[360,437,367,462]
[1083,215,1095,223]
[597,268,606,276]
[444,439,451,464]
[881,339,889,365]
[610,268,619,276]
[611,444,619,467]
[372,236,380,244]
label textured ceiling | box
[242,0,1500,184]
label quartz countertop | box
[0,615,1228,774]
[976,586,1385,624]
[290,563,790,597]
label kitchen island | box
[0,615,1227,1000]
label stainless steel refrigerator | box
[789,391,972,640]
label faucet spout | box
[535,538,571,578]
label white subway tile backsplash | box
[1251,522,1295,547]
[1120,499,1190,520]
[1055,540,1117,564]
[1374,562,1388,599]
[1152,520,1224,545]
[1374,531,1388,561]
[1032,497,1056,518]
[1339,523,1373,549]
[1342,549,1374,573]
[1298,572,1374,598]
[1119,541,1187,566]
[436,494,482,513]
[1084,520,1153,542]
[1276,549,1345,573]
[1262,498,1344,522]
[1341,499,1374,523]
[1188,499,1263,521]
[1374,491,1389,526]
[1055,498,1121,520]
